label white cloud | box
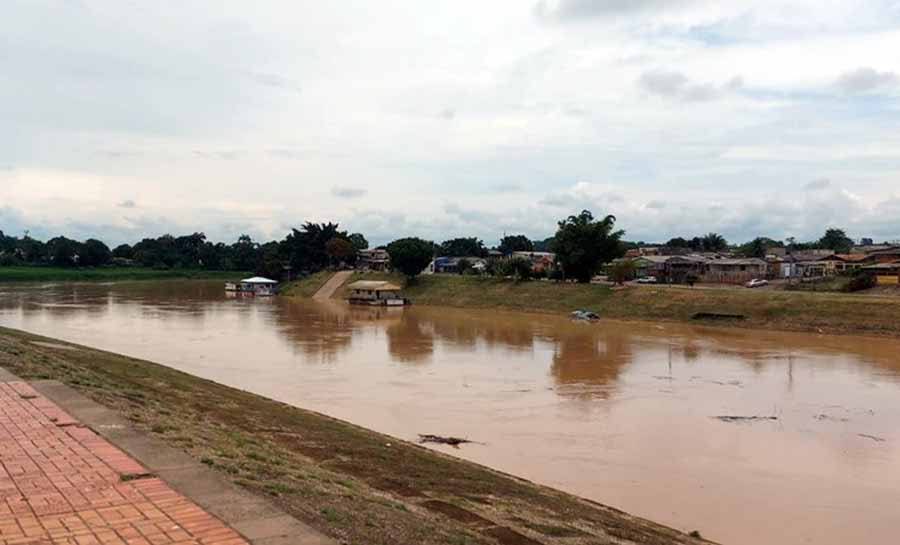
[1,0,900,246]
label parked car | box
[744,279,769,288]
[636,276,658,284]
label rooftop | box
[347,280,402,291]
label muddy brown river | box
[1,280,898,545]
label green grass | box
[289,271,900,337]
[0,266,246,283]
[278,270,335,297]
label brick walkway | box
[0,382,249,545]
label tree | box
[533,237,555,252]
[348,233,368,252]
[551,210,625,283]
[80,239,111,267]
[819,228,853,253]
[701,233,728,252]
[325,237,355,266]
[281,222,347,272]
[386,237,434,279]
[503,256,533,281]
[860,237,874,246]
[666,237,690,248]
[438,237,487,257]
[498,235,534,255]
[45,236,81,267]
[231,235,261,271]
[740,237,768,258]
[112,244,134,259]
[609,260,635,285]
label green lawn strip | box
[0,326,701,545]
[286,273,900,337]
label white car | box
[745,279,769,288]
[636,276,658,284]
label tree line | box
[0,226,369,278]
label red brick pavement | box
[0,382,249,545]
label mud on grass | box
[0,326,708,545]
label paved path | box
[312,271,352,300]
[0,380,248,545]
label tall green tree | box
[498,234,534,255]
[551,210,625,283]
[819,228,853,253]
[438,237,487,257]
[386,237,434,279]
[80,239,112,267]
[348,233,369,252]
[701,233,728,252]
[45,236,82,267]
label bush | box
[846,271,877,292]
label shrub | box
[846,271,876,292]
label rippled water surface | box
[1,280,899,545]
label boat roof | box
[241,276,279,284]
[347,280,402,291]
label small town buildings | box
[512,251,556,273]
[861,261,900,285]
[426,256,486,274]
[867,246,900,264]
[357,249,391,271]
[705,258,768,284]
[346,280,407,306]
[832,254,870,273]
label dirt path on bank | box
[312,270,353,300]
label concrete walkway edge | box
[312,271,353,300]
[5,371,335,545]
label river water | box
[1,280,898,545]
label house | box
[705,258,768,284]
[784,251,836,278]
[426,256,486,274]
[346,280,407,306]
[832,254,871,273]
[357,249,391,271]
[867,246,900,264]
[511,251,556,273]
[665,255,708,284]
[861,261,900,285]
[631,256,669,279]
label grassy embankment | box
[279,270,337,297]
[0,327,705,545]
[288,272,900,337]
[0,266,246,282]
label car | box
[744,279,769,288]
[636,276,658,284]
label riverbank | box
[0,266,246,282]
[0,326,705,545]
[286,272,900,337]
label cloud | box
[534,0,694,22]
[118,200,137,209]
[638,70,742,102]
[803,179,831,191]
[835,67,898,94]
[193,151,242,160]
[331,186,367,199]
[439,108,456,120]
[247,72,302,93]
[490,183,521,193]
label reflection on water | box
[2,280,900,545]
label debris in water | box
[570,310,600,322]
[813,414,849,423]
[713,415,778,423]
[858,434,886,442]
[418,434,475,447]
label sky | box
[3,0,900,247]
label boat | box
[225,276,279,296]
[346,280,409,306]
